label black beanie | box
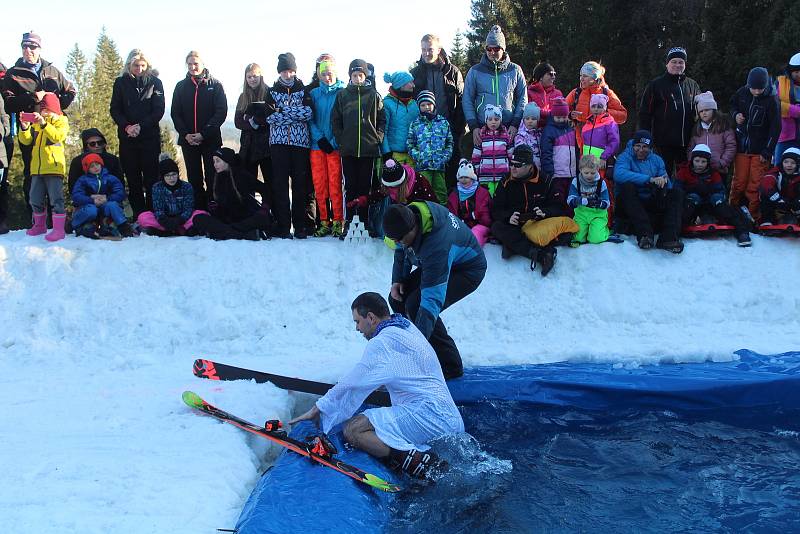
[383,204,418,240]
[214,147,241,167]
[532,62,554,82]
[277,52,297,73]
[158,157,179,177]
[632,130,653,146]
[666,47,687,62]
[349,59,368,76]
[746,67,769,90]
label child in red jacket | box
[448,159,491,246]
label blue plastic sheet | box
[236,350,800,533]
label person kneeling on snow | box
[289,292,464,479]
[614,130,685,253]
[759,147,800,226]
[567,155,611,245]
[71,153,135,238]
[137,155,208,236]
[491,143,579,276]
[675,144,751,246]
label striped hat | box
[416,90,435,107]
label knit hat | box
[523,102,541,120]
[416,90,435,108]
[746,67,770,90]
[81,153,103,173]
[787,52,800,72]
[383,71,413,90]
[532,63,554,82]
[381,159,407,187]
[632,130,653,146]
[694,91,717,111]
[666,47,688,62]
[781,147,800,166]
[317,59,336,76]
[511,144,534,165]
[589,93,609,109]
[158,155,179,177]
[39,92,62,115]
[21,31,42,48]
[580,61,605,80]
[383,204,418,240]
[277,53,297,73]
[484,104,502,121]
[349,59,368,76]
[550,97,569,118]
[213,146,241,167]
[690,143,712,161]
[485,25,506,50]
[456,158,478,182]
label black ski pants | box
[181,141,219,211]
[270,145,309,235]
[119,136,160,215]
[616,182,683,241]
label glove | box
[346,196,368,209]
[586,198,601,208]
[580,197,589,206]
[318,137,334,154]
[532,207,546,220]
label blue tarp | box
[235,350,800,533]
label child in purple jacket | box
[540,97,577,207]
[472,104,512,196]
[514,102,542,169]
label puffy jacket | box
[579,112,620,160]
[211,166,270,224]
[391,201,486,339]
[171,69,227,147]
[492,171,566,222]
[775,74,800,143]
[18,114,69,176]
[447,185,492,228]
[382,91,419,154]
[674,162,725,201]
[411,49,465,135]
[513,125,542,169]
[109,71,165,142]
[760,167,800,207]
[729,84,781,159]
[2,58,76,113]
[540,118,577,178]
[151,180,195,222]
[331,82,385,158]
[526,82,563,127]
[407,113,453,171]
[687,123,737,171]
[614,139,671,199]
[638,71,701,147]
[309,80,345,151]
[463,53,527,129]
[71,168,126,207]
[471,126,511,184]
[265,78,312,148]
[565,83,627,126]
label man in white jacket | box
[289,292,464,478]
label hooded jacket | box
[729,84,781,159]
[309,79,345,151]
[638,71,701,148]
[381,91,419,154]
[463,52,527,129]
[18,113,69,176]
[579,112,620,161]
[265,77,313,148]
[331,82,385,158]
[411,49,465,135]
[540,117,577,178]
[110,70,165,142]
[407,113,453,171]
[67,129,125,194]
[2,58,76,113]
[171,69,227,147]
[71,167,126,207]
[614,139,671,199]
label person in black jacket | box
[67,128,125,202]
[491,144,578,276]
[110,49,165,216]
[192,147,271,240]
[233,63,272,208]
[638,47,701,178]
[170,51,227,210]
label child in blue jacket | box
[71,153,133,238]
[407,90,453,204]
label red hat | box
[39,92,62,116]
[82,153,104,173]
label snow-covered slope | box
[1,231,797,533]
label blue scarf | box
[374,313,411,337]
[457,181,478,201]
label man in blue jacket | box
[614,130,685,253]
[383,202,487,379]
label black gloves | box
[318,137,335,154]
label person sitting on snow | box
[674,143,751,246]
[71,153,134,238]
[759,147,800,226]
[289,292,464,479]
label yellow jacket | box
[18,114,69,176]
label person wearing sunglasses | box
[526,63,563,128]
[2,31,76,226]
[462,25,527,159]
[67,128,125,204]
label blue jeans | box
[72,201,126,228]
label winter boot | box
[117,222,136,238]
[656,237,684,254]
[637,235,654,250]
[527,245,541,271]
[331,220,345,238]
[501,244,514,259]
[388,448,442,479]
[736,232,752,247]
[26,212,47,236]
[45,214,66,242]
[314,221,332,237]
[538,246,557,277]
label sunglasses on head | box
[510,161,529,168]
[87,141,106,147]
[22,43,39,50]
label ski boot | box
[314,221,332,237]
[388,448,445,480]
[264,419,287,438]
[306,433,338,459]
[331,220,345,238]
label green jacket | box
[331,82,385,158]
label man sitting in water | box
[289,292,464,479]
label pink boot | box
[45,213,66,242]
[26,212,47,236]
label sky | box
[2,0,473,120]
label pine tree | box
[64,43,91,160]
[83,28,123,155]
[450,31,469,74]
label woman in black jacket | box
[234,63,272,208]
[110,49,165,216]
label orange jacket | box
[565,82,627,126]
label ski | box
[182,391,402,493]
[192,358,392,407]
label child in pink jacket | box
[448,158,492,246]
[472,104,512,196]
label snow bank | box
[1,231,798,533]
